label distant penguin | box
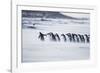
[84,34,90,43]
[66,33,72,42]
[47,32,56,41]
[72,33,79,42]
[78,34,85,43]
[55,33,60,41]
[38,32,45,41]
[61,34,67,42]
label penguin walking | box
[84,34,90,43]
[47,32,57,41]
[61,34,67,42]
[78,34,85,43]
[66,33,73,42]
[55,33,60,41]
[72,33,79,42]
[38,32,45,41]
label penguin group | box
[38,32,90,43]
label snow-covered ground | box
[22,12,90,62]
